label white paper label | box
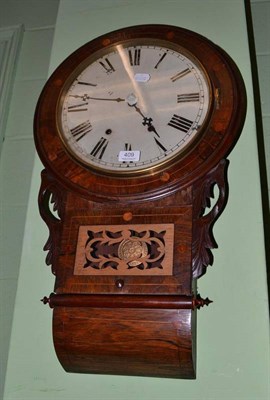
[118,150,140,162]
[134,73,150,83]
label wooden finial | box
[194,294,213,309]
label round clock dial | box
[59,41,211,174]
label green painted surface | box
[3,1,269,399]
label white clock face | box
[59,40,211,175]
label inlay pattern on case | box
[74,224,174,275]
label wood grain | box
[53,307,196,379]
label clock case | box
[34,25,246,379]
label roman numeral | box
[90,137,109,159]
[177,93,200,103]
[77,81,97,86]
[70,121,92,141]
[128,49,141,66]
[168,114,194,133]
[171,68,191,82]
[154,137,167,153]
[68,102,88,112]
[99,58,115,73]
[123,143,133,164]
[125,143,132,151]
[154,52,167,69]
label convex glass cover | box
[59,40,211,174]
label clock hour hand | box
[132,104,160,138]
[146,123,160,138]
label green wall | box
[251,0,270,204]
[0,1,59,398]
[3,1,269,399]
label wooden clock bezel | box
[34,24,246,202]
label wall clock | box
[34,24,246,379]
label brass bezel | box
[56,38,213,178]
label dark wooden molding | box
[41,293,212,310]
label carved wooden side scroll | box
[38,169,66,274]
[192,159,229,279]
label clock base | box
[52,303,196,379]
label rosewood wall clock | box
[34,24,246,378]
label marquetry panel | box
[74,224,174,276]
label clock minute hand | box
[70,94,125,102]
[87,96,125,102]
